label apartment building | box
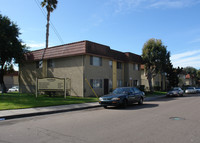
[141,65,167,91]
[19,40,142,97]
[2,71,19,89]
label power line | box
[34,0,64,45]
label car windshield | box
[112,88,129,95]
[173,87,180,90]
[12,86,19,89]
[172,89,179,91]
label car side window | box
[133,87,140,93]
[130,88,135,94]
[123,88,131,94]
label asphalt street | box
[0,94,200,143]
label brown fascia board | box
[24,41,87,61]
[24,40,142,64]
[5,71,18,76]
[85,41,142,63]
[125,52,143,63]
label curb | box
[0,104,101,121]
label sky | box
[0,0,200,70]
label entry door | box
[104,79,109,95]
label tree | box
[142,38,170,92]
[0,14,27,93]
[165,65,183,89]
[197,70,200,86]
[41,0,58,77]
[41,0,58,52]
[183,66,197,86]
[197,70,200,79]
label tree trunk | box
[147,70,153,92]
[46,10,50,50]
[0,65,7,93]
[42,10,50,78]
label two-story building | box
[19,40,142,97]
[141,65,167,91]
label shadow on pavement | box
[106,103,159,110]
[145,93,200,102]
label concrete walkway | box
[0,102,100,120]
[0,95,166,120]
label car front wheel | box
[122,99,128,108]
[138,97,143,105]
[103,106,107,109]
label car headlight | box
[99,97,103,101]
[111,97,120,101]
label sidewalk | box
[0,95,166,120]
[0,102,100,120]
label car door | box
[129,88,137,103]
[133,87,141,102]
[123,88,133,103]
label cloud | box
[189,38,200,43]
[171,49,200,61]
[27,43,45,48]
[148,0,199,8]
[171,49,200,69]
[110,0,200,13]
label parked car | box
[196,87,200,93]
[185,87,196,94]
[166,87,184,97]
[7,86,19,92]
[99,87,145,108]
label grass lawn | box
[0,93,98,110]
[145,91,167,97]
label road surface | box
[0,94,200,143]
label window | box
[133,63,140,71]
[117,62,122,69]
[138,64,140,71]
[90,79,102,88]
[47,59,54,68]
[90,56,102,66]
[109,79,113,89]
[109,60,112,68]
[36,60,43,68]
[117,80,122,87]
[133,80,138,86]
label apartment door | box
[104,79,109,95]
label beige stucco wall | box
[19,62,42,93]
[84,55,113,97]
[117,62,124,87]
[47,56,84,97]
[20,54,142,97]
[141,69,149,90]
[20,56,84,97]
[141,69,167,91]
[4,75,18,89]
[124,63,141,87]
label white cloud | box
[171,49,200,69]
[189,38,200,43]
[149,1,185,8]
[111,0,200,13]
[171,49,200,61]
[27,43,45,48]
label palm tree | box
[41,0,58,77]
